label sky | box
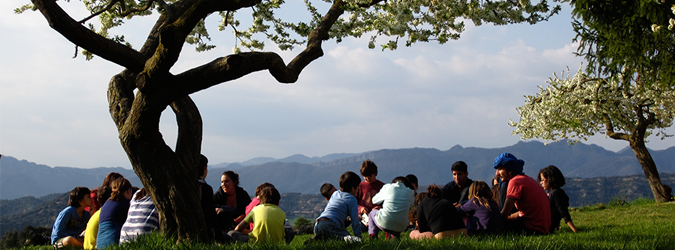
[1,1,673,169]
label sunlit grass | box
[16,199,675,250]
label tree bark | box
[629,133,668,203]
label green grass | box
[16,200,675,250]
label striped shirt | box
[119,191,159,243]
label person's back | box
[97,178,132,249]
[457,181,503,234]
[507,174,550,234]
[416,185,466,238]
[370,180,415,234]
[119,189,159,244]
[240,186,286,243]
[314,171,362,241]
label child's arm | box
[234,220,248,232]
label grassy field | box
[14,198,675,250]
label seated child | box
[119,188,159,243]
[51,186,92,248]
[234,185,287,243]
[357,160,385,228]
[83,186,112,249]
[538,165,578,233]
[313,171,363,242]
[96,178,133,249]
[406,174,419,195]
[320,183,337,200]
[409,192,434,240]
[416,185,467,239]
[368,176,415,239]
[229,182,275,242]
[457,181,503,234]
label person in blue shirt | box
[51,186,92,248]
[313,171,362,242]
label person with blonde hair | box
[457,181,503,234]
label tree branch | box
[32,0,147,72]
[79,0,121,24]
[603,114,630,141]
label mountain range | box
[1,141,674,200]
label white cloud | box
[1,2,673,168]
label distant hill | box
[2,141,674,199]
[203,141,675,195]
[0,156,141,200]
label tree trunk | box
[108,72,209,242]
[629,135,669,202]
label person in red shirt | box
[356,160,385,231]
[494,153,550,235]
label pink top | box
[245,197,261,230]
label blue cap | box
[493,153,524,175]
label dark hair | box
[68,187,91,208]
[392,176,414,190]
[259,186,281,205]
[135,188,148,201]
[360,159,378,177]
[408,192,430,224]
[101,172,124,188]
[97,186,113,207]
[199,154,208,173]
[320,183,335,199]
[427,184,442,198]
[255,182,275,197]
[451,161,468,173]
[222,171,240,186]
[405,174,418,186]
[538,165,566,188]
[339,171,362,192]
[110,178,132,202]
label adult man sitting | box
[441,161,474,206]
[494,153,550,235]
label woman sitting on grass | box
[409,192,433,240]
[457,181,503,234]
[96,178,133,249]
[119,188,159,243]
[538,165,578,233]
[416,185,467,239]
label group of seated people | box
[50,155,295,249]
[51,173,159,249]
[50,152,578,248]
[312,152,578,242]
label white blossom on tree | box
[510,66,675,202]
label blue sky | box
[1,1,673,169]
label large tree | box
[510,67,675,202]
[19,0,560,242]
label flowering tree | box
[18,0,560,242]
[571,0,675,86]
[510,67,675,202]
